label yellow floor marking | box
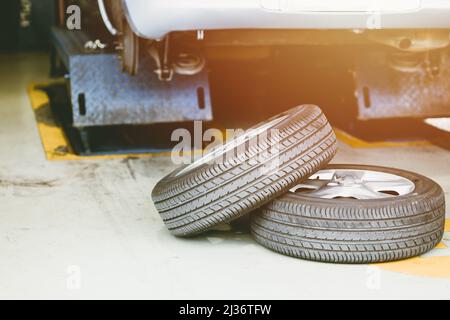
[378,219,450,280]
[435,242,447,249]
[334,128,431,149]
[379,257,450,279]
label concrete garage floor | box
[0,53,449,300]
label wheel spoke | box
[360,186,396,199]
[364,180,415,194]
[306,186,345,198]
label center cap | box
[333,171,364,186]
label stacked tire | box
[251,165,446,264]
[152,105,337,237]
[152,105,446,264]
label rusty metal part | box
[173,52,205,76]
[366,30,450,52]
[57,0,65,27]
[105,0,124,33]
[98,0,119,35]
[101,0,140,75]
[148,36,174,81]
[388,50,445,77]
[388,52,425,73]
[201,30,367,47]
[205,46,272,61]
[119,18,140,75]
[425,50,443,77]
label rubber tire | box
[251,165,446,264]
[152,105,337,237]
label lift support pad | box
[51,27,213,128]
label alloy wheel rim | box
[290,169,416,200]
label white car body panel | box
[122,0,450,39]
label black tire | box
[152,105,337,237]
[251,165,446,264]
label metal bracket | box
[354,50,450,120]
